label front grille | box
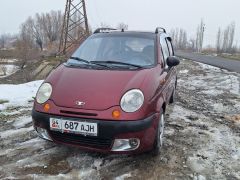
[60,110,97,117]
[50,131,112,149]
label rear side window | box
[166,39,173,56]
[160,37,170,68]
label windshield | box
[68,35,156,68]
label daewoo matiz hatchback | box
[32,27,180,155]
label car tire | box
[169,89,175,104]
[152,109,165,156]
[169,77,177,104]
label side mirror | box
[167,56,180,67]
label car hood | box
[46,65,151,110]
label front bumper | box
[32,109,159,153]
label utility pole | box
[59,0,90,55]
[200,23,205,53]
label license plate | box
[50,118,98,136]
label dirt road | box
[0,59,240,180]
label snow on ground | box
[13,116,32,128]
[0,80,43,111]
[0,64,19,77]
[179,64,240,96]
[0,59,18,63]
[0,59,239,179]
[0,126,33,139]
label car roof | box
[91,31,162,39]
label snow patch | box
[180,69,189,74]
[197,62,222,72]
[0,126,34,139]
[181,64,239,96]
[0,80,43,111]
[115,173,132,180]
[0,64,19,77]
[169,105,203,123]
[193,175,206,180]
[13,116,32,128]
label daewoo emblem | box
[76,101,86,106]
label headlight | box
[120,89,144,113]
[36,83,52,104]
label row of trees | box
[18,10,63,53]
[0,34,7,49]
[1,11,129,53]
[0,10,130,71]
[0,11,64,70]
[170,28,188,50]
[0,34,17,49]
[195,20,205,53]
[171,20,239,54]
[2,12,239,60]
[216,22,236,53]
[170,20,206,52]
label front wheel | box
[170,77,177,104]
[169,88,175,104]
[152,109,165,156]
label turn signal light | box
[44,103,50,112]
[112,110,121,119]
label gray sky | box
[0,0,239,46]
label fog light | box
[35,127,52,141]
[111,138,140,151]
[129,139,139,147]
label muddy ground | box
[0,59,240,180]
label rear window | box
[71,34,156,67]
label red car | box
[32,27,179,155]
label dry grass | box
[220,54,240,61]
[225,115,240,123]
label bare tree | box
[216,27,222,53]
[41,11,63,54]
[16,25,39,69]
[19,11,64,53]
[117,23,128,30]
[196,19,205,53]
[216,22,236,53]
[222,26,230,52]
[100,22,111,28]
[0,34,6,49]
[42,11,63,44]
[227,22,235,53]
[170,28,188,50]
[20,16,44,51]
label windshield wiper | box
[70,56,90,64]
[90,61,143,69]
[70,57,110,68]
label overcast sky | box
[0,0,239,46]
